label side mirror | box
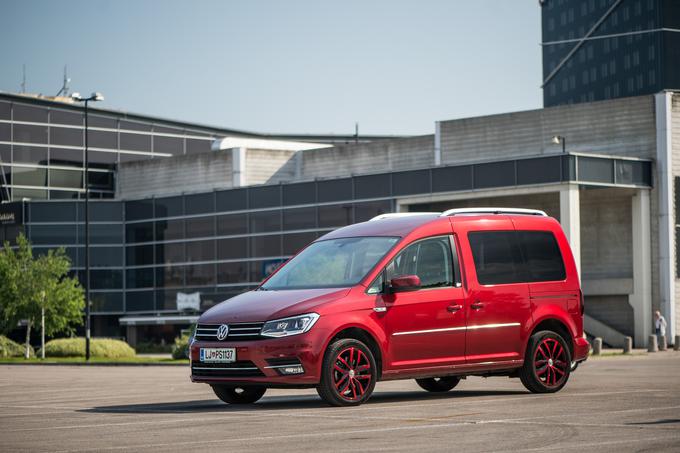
[389,275,421,293]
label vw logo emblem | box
[216,324,229,340]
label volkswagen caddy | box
[190,208,589,406]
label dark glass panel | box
[432,166,473,192]
[89,130,117,149]
[87,151,118,167]
[13,104,47,122]
[0,123,10,141]
[90,269,123,289]
[13,124,48,144]
[90,246,123,267]
[249,210,281,233]
[155,242,185,264]
[120,133,150,152]
[185,216,214,239]
[12,188,47,200]
[217,237,248,260]
[86,170,112,191]
[154,135,183,155]
[185,138,210,155]
[217,262,248,284]
[29,224,77,244]
[249,185,280,209]
[125,222,153,243]
[468,231,525,285]
[562,155,576,181]
[50,126,82,147]
[50,147,83,167]
[90,224,123,244]
[125,244,154,266]
[392,169,430,196]
[0,101,10,119]
[126,290,155,312]
[155,196,183,218]
[354,174,391,199]
[155,290,179,311]
[185,193,214,215]
[90,202,122,221]
[153,125,184,134]
[282,232,316,255]
[0,144,10,162]
[126,268,155,289]
[318,178,352,202]
[354,200,393,223]
[249,259,285,283]
[156,266,184,287]
[185,263,215,286]
[125,199,153,221]
[216,188,247,211]
[615,160,649,185]
[91,292,123,312]
[156,218,184,241]
[517,231,565,282]
[216,213,247,235]
[577,157,614,183]
[30,201,76,222]
[186,239,215,262]
[318,204,353,228]
[50,168,82,189]
[49,190,78,199]
[12,166,47,187]
[282,207,316,230]
[282,182,316,206]
[50,109,82,126]
[88,115,118,129]
[250,234,281,257]
[517,157,562,185]
[474,161,516,189]
[13,146,47,164]
[120,120,151,132]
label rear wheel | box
[519,330,571,393]
[317,338,377,406]
[416,376,461,392]
[212,385,266,404]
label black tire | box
[519,330,572,393]
[415,376,461,392]
[317,338,377,407]
[212,385,266,404]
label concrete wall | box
[245,149,298,185]
[299,135,434,179]
[439,95,656,164]
[117,149,233,199]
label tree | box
[0,234,84,358]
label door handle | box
[447,304,462,313]
[471,301,485,310]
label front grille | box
[194,322,264,341]
[191,360,265,378]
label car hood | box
[199,287,351,323]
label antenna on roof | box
[354,122,359,144]
[20,64,26,93]
[55,65,71,97]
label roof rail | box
[370,212,441,221]
[440,208,548,217]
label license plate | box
[199,348,236,363]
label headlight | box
[260,313,320,338]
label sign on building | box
[176,292,201,311]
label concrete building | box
[1,91,678,348]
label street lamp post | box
[552,135,566,154]
[71,92,104,361]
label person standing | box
[654,310,667,342]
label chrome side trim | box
[263,364,302,369]
[393,322,520,336]
[191,366,259,371]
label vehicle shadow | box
[80,389,527,415]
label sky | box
[0,1,543,136]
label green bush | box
[0,335,34,358]
[171,325,196,360]
[41,338,136,358]
[135,341,172,354]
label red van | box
[190,208,589,406]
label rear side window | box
[518,231,565,282]
[468,232,525,285]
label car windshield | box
[261,236,399,290]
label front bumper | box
[190,329,329,386]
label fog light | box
[279,365,305,375]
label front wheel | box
[212,385,266,404]
[519,330,572,393]
[317,338,377,406]
[416,376,461,392]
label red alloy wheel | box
[332,347,372,401]
[533,337,568,387]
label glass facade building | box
[542,0,680,106]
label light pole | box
[71,92,104,361]
[552,135,566,154]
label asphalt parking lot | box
[1,352,679,453]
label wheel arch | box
[326,325,384,380]
[528,317,575,359]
